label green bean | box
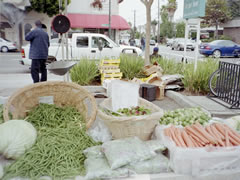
[4,104,100,180]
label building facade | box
[0,0,129,48]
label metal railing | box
[214,61,240,109]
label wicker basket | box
[3,81,97,129]
[97,98,164,141]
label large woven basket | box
[97,98,164,141]
[3,81,97,129]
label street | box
[0,52,30,74]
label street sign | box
[183,0,206,19]
[101,24,109,27]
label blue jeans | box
[31,59,47,83]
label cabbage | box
[225,116,240,131]
[0,120,37,159]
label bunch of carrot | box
[164,122,240,148]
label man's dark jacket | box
[25,27,49,60]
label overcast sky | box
[119,0,184,26]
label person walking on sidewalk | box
[25,20,49,83]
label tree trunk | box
[215,21,219,39]
[145,3,151,65]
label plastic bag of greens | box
[102,137,156,170]
[83,145,103,158]
[145,140,166,153]
[84,156,130,180]
[127,153,170,174]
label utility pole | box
[108,0,112,39]
[157,0,160,44]
[134,10,136,38]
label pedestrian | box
[141,37,145,51]
[25,20,49,83]
[129,38,136,46]
[150,47,162,62]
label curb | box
[165,91,197,108]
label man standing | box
[25,20,49,83]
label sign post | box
[183,0,206,71]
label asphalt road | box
[0,46,239,74]
[0,52,30,74]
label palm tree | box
[166,0,177,22]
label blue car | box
[199,40,240,58]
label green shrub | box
[119,54,145,80]
[70,58,99,85]
[153,57,184,75]
[182,58,219,94]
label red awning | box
[67,13,130,30]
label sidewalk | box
[0,73,239,118]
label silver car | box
[172,38,195,51]
[0,37,17,52]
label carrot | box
[186,129,206,145]
[185,126,209,144]
[188,134,199,147]
[164,128,170,137]
[181,130,194,148]
[210,124,225,140]
[225,129,231,147]
[176,128,187,148]
[223,124,240,139]
[228,131,240,146]
[192,123,217,145]
[169,126,181,147]
[214,123,226,137]
[206,125,225,147]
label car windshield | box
[104,36,119,47]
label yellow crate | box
[100,59,120,65]
[100,69,121,74]
[101,72,123,78]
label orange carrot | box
[210,124,225,140]
[188,134,199,147]
[214,123,226,137]
[192,123,217,144]
[169,126,181,147]
[176,128,187,148]
[225,129,230,146]
[224,125,240,139]
[185,126,209,144]
[181,130,194,148]
[206,125,225,146]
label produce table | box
[2,172,240,180]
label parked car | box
[0,37,17,52]
[20,33,142,66]
[199,40,240,58]
[150,39,156,46]
[166,38,174,47]
[171,38,195,51]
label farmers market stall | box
[0,81,240,180]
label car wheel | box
[213,50,221,58]
[1,46,9,53]
[177,46,181,51]
[171,47,174,50]
[191,48,194,51]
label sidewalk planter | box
[98,98,164,141]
